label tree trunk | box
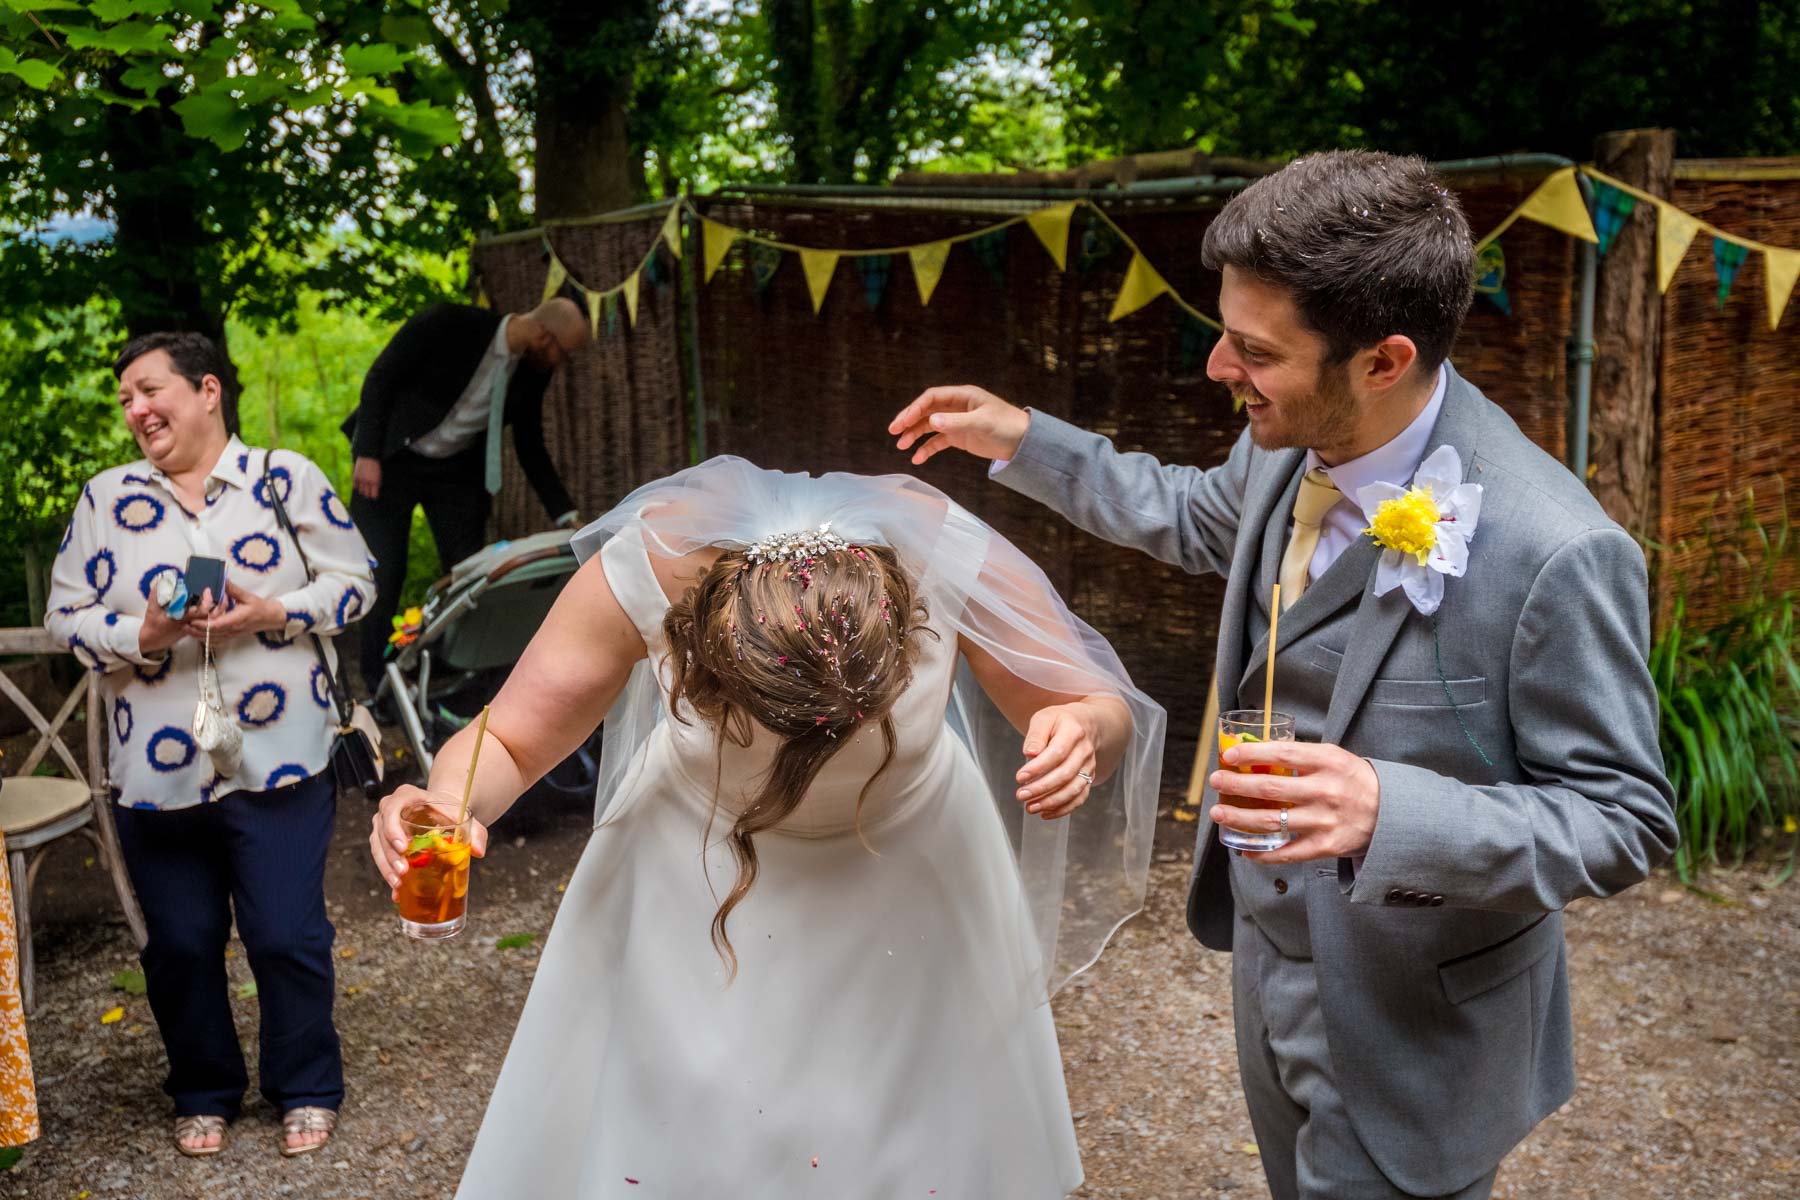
[524,0,654,220]
[766,0,825,182]
[534,83,639,220]
[1587,128,1674,542]
[103,102,242,432]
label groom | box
[889,151,1677,1199]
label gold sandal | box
[279,1106,337,1157]
[173,1114,228,1157]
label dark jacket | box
[341,302,575,520]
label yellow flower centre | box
[1365,487,1441,565]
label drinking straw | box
[453,705,492,838]
[1262,584,1281,740]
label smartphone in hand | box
[184,555,229,611]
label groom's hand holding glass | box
[1209,740,1382,863]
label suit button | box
[1400,890,1417,904]
[1385,888,1403,905]
[1429,895,1445,906]
[1273,878,1288,895]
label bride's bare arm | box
[370,553,648,888]
[958,634,1132,821]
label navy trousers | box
[112,770,343,1118]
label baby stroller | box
[376,529,602,801]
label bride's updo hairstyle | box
[663,536,932,976]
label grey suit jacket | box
[995,364,1677,1194]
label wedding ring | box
[1076,770,1094,785]
[1278,808,1289,836]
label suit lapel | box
[1240,531,1380,696]
[1319,364,1488,743]
[1212,447,1305,712]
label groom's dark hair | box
[1201,149,1474,372]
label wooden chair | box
[0,628,147,1013]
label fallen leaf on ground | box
[237,980,258,999]
[495,932,536,951]
[100,1007,124,1025]
[1172,808,1198,822]
[111,969,146,995]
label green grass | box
[1649,493,1800,884]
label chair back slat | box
[0,628,94,788]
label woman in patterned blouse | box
[45,332,375,1158]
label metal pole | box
[679,188,708,463]
[1568,174,1600,483]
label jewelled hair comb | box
[744,523,850,565]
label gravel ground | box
[8,791,1797,1200]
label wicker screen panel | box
[470,217,688,540]
[1658,177,1800,627]
[689,185,1581,799]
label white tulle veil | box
[571,456,1166,997]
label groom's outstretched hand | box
[1209,740,1381,864]
[888,384,1032,466]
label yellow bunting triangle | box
[1025,202,1078,271]
[1656,203,1701,293]
[541,257,569,304]
[800,249,839,314]
[702,219,738,283]
[586,290,602,339]
[622,271,641,326]
[1765,248,1800,330]
[660,204,683,260]
[908,242,951,306]
[1516,167,1598,244]
[475,285,490,310]
[1108,252,1171,322]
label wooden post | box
[1587,128,1675,541]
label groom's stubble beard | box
[1238,359,1360,454]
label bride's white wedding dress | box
[458,536,1079,1197]
[454,459,1164,1199]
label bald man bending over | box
[341,296,587,693]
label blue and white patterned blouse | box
[45,437,376,811]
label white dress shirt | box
[45,437,376,811]
[1298,364,1447,582]
[410,315,517,459]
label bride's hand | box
[370,783,490,892]
[1015,703,1100,820]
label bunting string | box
[527,167,1800,342]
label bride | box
[368,457,1165,1198]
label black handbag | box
[261,453,385,799]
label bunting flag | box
[1177,312,1217,375]
[908,241,951,306]
[644,248,666,288]
[970,228,1009,287]
[1515,167,1599,244]
[1108,252,1170,322]
[541,256,569,304]
[1079,216,1119,273]
[1657,205,1701,293]
[622,271,641,326]
[1767,248,1800,331]
[799,249,839,313]
[587,290,602,339]
[856,255,892,310]
[475,285,491,310]
[1025,201,1077,271]
[605,293,621,337]
[1712,238,1749,308]
[660,203,683,261]
[751,243,783,295]
[1591,182,1637,255]
[1474,242,1511,315]
[703,218,739,282]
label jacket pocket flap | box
[1437,914,1559,1005]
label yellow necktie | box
[1277,468,1343,610]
